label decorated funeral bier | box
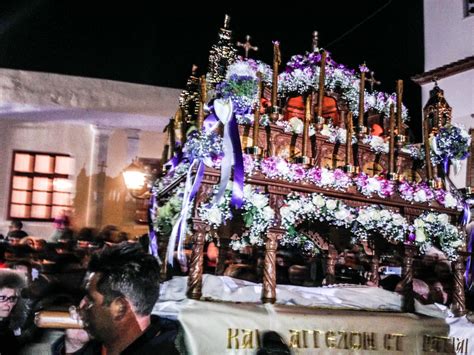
[152,16,474,354]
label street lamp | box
[122,159,151,199]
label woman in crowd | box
[0,269,28,355]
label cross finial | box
[237,35,258,58]
[432,75,439,87]
[312,31,319,52]
[365,71,381,92]
[223,14,231,29]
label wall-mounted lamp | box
[122,159,151,199]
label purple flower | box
[306,167,322,183]
[260,157,279,178]
[243,154,255,174]
[290,164,306,181]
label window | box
[466,0,474,17]
[8,151,74,221]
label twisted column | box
[326,244,337,285]
[370,254,380,287]
[262,232,279,304]
[186,225,206,300]
[451,253,467,317]
[401,243,416,313]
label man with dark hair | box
[6,220,28,242]
[0,269,28,355]
[54,242,180,354]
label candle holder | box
[268,106,281,121]
[344,164,356,175]
[387,172,398,181]
[315,116,325,132]
[293,156,312,166]
[395,134,406,148]
[244,146,263,158]
[357,126,367,140]
[435,178,444,190]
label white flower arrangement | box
[280,193,355,255]
[412,212,464,261]
[353,206,408,244]
[198,183,275,250]
[362,135,389,154]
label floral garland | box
[355,173,394,198]
[242,154,462,210]
[280,193,354,254]
[412,212,464,261]
[198,184,275,250]
[279,193,462,259]
[353,206,408,244]
[277,50,409,121]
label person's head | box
[78,243,160,343]
[0,269,26,321]
[9,220,23,232]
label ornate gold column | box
[370,254,380,287]
[262,231,279,304]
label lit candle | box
[302,94,312,157]
[197,75,207,130]
[358,64,366,129]
[388,104,395,176]
[270,41,281,121]
[316,50,327,119]
[396,80,403,135]
[252,72,264,148]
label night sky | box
[0,0,424,138]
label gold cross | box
[237,35,258,58]
[365,71,381,92]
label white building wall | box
[424,0,474,71]
[0,121,94,237]
[0,122,168,238]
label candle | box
[345,112,353,166]
[388,104,395,175]
[317,50,327,119]
[252,72,264,147]
[396,80,403,135]
[302,94,312,157]
[358,64,366,129]
[424,119,433,181]
[197,75,207,130]
[270,41,281,120]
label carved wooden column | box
[325,244,337,285]
[370,254,380,286]
[262,231,279,304]
[401,243,416,313]
[451,251,468,317]
[186,223,207,300]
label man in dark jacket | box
[53,242,180,354]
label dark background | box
[0,0,425,138]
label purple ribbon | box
[443,157,449,175]
[148,189,158,258]
[228,115,244,208]
[465,228,474,288]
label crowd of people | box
[0,218,470,354]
